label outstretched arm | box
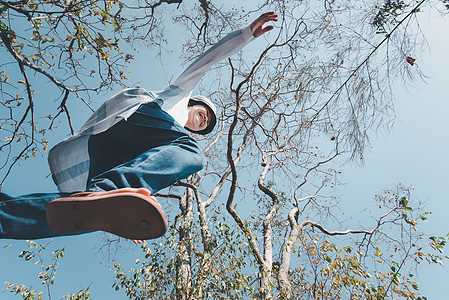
[171,12,278,92]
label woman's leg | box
[87,141,204,194]
[0,192,90,239]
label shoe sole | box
[46,193,167,240]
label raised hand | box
[250,12,278,37]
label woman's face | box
[185,104,211,132]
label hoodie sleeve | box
[171,25,255,93]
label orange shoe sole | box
[46,191,167,240]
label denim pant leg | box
[86,102,204,194]
[0,192,89,240]
[87,142,204,194]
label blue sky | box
[338,10,449,297]
[1,6,449,299]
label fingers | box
[257,12,278,24]
[262,12,278,20]
[262,25,274,34]
[251,12,278,37]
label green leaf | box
[404,207,413,212]
[43,36,54,43]
[399,196,408,207]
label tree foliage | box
[0,0,203,187]
[3,241,91,299]
[2,0,449,299]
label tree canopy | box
[1,0,449,299]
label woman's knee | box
[189,151,205,173]
[174,137,204,172]
[175,146,204,174]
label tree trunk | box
[260,219,273,299]
[176,189,194,299]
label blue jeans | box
[0,102,204,239]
